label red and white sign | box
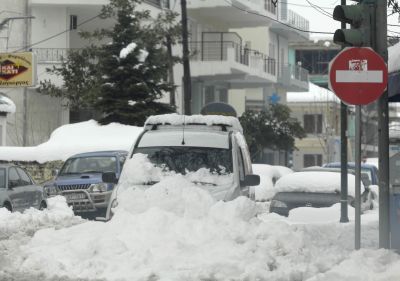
[329,47,388,105]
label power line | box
[14,13,102,52]
[223,0,334,35]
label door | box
[16,167,39,208]
[7,167,26,211]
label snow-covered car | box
[269,170,374,217]
[102,114,260,220]
[0,164,47,212]
[251,164,293,201]
[44,150,127,219]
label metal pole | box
[375,0,390,249]
[180,0,192,115]
[340,0,349,223]
[22,0,29,146]
[355,105,362,250]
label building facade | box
[1,0,310,157]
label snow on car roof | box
[138,130,230,149]
[145,114,243,133]
[274,171,364,197]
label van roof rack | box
[144,114,243,133]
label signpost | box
[329,47,388,250]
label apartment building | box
[1,0,310,154]
[0,0,175,146]
[186,0,310,116]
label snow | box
[365,157,379,169]
[275,171,364,197]
[287,82,340,103]
[0,120,143,163]
[389,41,400,73]
[1,179,399,280]
[119,42,137,59]
[252,164,293,201]
[145,114,243,133]
[137,49,149,62]
[0,94,16,113]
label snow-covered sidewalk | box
[0,179,399,281]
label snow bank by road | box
[0,120,143,163]
[1,175,397,281]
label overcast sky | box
[288,0,400,40]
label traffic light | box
[333,0,375,47]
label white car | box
[102,114,260,220]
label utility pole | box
[340,0,349,224]
[22,0,30,146]
[376,0,390,249]
[180,0,192,115]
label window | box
[70,15,77,30]
[204,86,215,105]
[303,154,322,167]
[219,89,228,103]
[304,114,323,134]
[0,169,5,188]
[238,149,245,181]
[9,167,20,188]
[16,168,32,186]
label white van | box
[103,114,260,220]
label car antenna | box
[181,114,186,145]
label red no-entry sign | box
[329,47,388,105]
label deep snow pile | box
[1,178,399,281]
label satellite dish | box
[200,102,237,117]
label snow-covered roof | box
[0,120,143,163]
[287,82,340,104]
[0,94,16,114]
[145,114,243,133]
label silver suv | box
[0,164,47,212]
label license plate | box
[65,193,87,201]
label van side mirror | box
[102,172,118,184]
[241,174,260,187]
[52,169,59,177]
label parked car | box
[269,170,374,217]
[323,162,379,186]
[0,164,47,212]
[102,114,260,220]
[44,150,127,219]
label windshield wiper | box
[192,181,217,186]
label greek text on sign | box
[0,52,37,88]
[329,47,388,105]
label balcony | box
[270,9,309,41]
[32,48,69,63]
[278,64,309,92]
[187,0,277,28]
[190,32,277,88]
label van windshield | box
[60,156,118,175]
[133,146,233,175]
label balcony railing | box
[32,48,69,63]
[144,0,169,9]
[189,40,276,76]
[280,64,309,84]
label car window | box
[9,167,20,188]
[16,167,32,185]
[60,156,118,174]
[238,148,245,181]
[0,169,5,189]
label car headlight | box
[89,183,108,193]
[44,185,59,197]
[270,200,288,208]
